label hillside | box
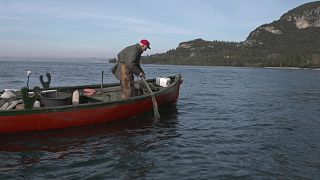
[143,1,320,68]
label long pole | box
[27,76,30,91]
[141,77,160,120]
[101,70,104,89]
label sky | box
[0,0,315,59]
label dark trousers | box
[120,63,135,99]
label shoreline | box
[264,67,320,70]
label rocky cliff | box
[144,2,320,68]
[245,1,320,48]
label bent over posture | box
[111,39,151,99]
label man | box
[111,39,151,99]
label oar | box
[140,77,160,120]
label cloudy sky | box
[0,0,313,59]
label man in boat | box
[111,39,151,99]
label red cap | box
[140,39,151,49]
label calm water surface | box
[0,61,320,179]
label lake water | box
[1,61,320,179]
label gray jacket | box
[111,43,144,80]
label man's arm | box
[124,47,143,76]
[137,64,145,75]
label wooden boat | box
[0,75,183,133]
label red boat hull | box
[0,76,182,133]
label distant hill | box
[143,1,320,68]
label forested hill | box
[142,1,320,68]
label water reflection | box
[0,104,180,178]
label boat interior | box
[0,75,176,110]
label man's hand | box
[139,72,146,79]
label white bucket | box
[156,77,171,87]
